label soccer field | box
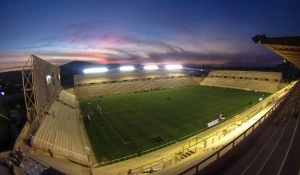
[79,85,268,162]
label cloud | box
[99,34,138,45]
[0,60,28,73]
[0,26,284,73]
[0,43,283,73]
[108,49,283,67]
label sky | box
[1,0,300,72]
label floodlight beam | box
[165,65,182,70]
[144,65,158,70]
[119,66,135,71]
[83,68,108,74]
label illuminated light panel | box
[83,68,108,74]
[45,75,52,84]
[144,65,158,70]
[119,66,134,71]
[165,64,182,70]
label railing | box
[33,82,291,175]
[141,140,178,155]
[178,100,283,174]
[106,83,293,175]
[30,135,88,162]
[178,82,296,175]
[97,153,138,166]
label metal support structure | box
[22,55,61,126]
[22,56,36,124]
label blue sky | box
[1,0,300,72]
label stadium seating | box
[200,70,283,93]
[192,77,205,84]
[58,90,78,108]
[220,81,300,175]
[74,72,198,98]
[31,91,88,161]
[74,71,189,86]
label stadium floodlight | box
[165,64,182,70]
[83,68,108,74]
[144,65,158,70]
[119,66,134,71]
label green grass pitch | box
[79,85,268,162]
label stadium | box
[5,36,300,175]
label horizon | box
[0,60,291,74]
[1,0,300,72]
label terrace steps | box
[32,90,88,162]
[75,77,198,98]
[200,70,282,93]
[177,149,196,161]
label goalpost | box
[97,105,102,115]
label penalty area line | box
[101,130,116,147]
[98,109,128,145]
[92,120,115,147]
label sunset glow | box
[1,1,300,72]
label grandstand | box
[222,80,299,175]
[192,76,205,84]
[31,92,88,163]
[12,37,299,175]
[74,71,198,98]
[176,36,300,175]
[201,70,283,93]
[58,90,78,108]
[21,55,90,165]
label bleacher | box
[31,91,88,162]
[74,71,198,98]
[221,81,300,175]
[74,71,188,86]
[193,77,205,84]
[201,70,283,93]
[58,90,78,108]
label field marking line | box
[97,106,127,144]
[101,130,116,147]
[126,97,260,144]
[91,119,115,147]
[113,117,153,127]
[94,90,262,145]
[109,105,155,126]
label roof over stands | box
[255,36,300,68]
